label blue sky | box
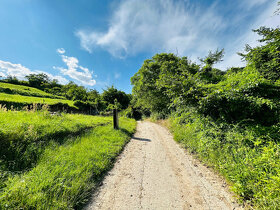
[0,0,279,93]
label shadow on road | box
[132,136,151,142]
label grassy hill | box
[0,82,78,111]
[0,92,77,110]
[0,82,64,99]
[0,81,136,209]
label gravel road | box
[86,121,242,210]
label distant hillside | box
[0,82,78,112]
[0,82,65,99]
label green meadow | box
[0,82,64,99]
[0,109,136,209]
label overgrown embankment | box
[0,109,136,209]
[170,113,280,209]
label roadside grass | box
[170,114,280,209]
[0,109,112,173]
[0,82,64,99]
[0,93,76,109]
[0,118,136,209]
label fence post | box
[113,109,119,129]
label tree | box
[238,27,280,81]
[6,75,20,84]
[101,86,131,110]
[199,49,224,68]
[25,73,50,89]
[61,81,87,101]
[87,89,99,102]
[198,49,225,84]
[131,53,174,115]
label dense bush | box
[170,113,280,208]
[73,100,98,115]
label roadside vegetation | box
[0,108,136,209]
[130,25,280,209]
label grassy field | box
[0,109,136,209]
[0,110,112,171]
[0,82,64,99]
[0,92,76,109]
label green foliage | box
[239,27,280,81]
[121,106,143,120]
[131,53,200,116]
[0,117,136,209]
[170,114,280,209]
[73,100,98,115]
[131,24,280,208]
[62,81,88,101]
[25,73,51,89]
[199,49,225,67]
[198,67,280,125]
[102,86,131,110]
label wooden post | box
[113,109,119,129]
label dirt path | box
[86,121,242,210]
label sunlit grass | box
[0,110,112,172]
[0,117,136,209]
[0,82,64,99]
[0,93,75,108]
[170,115,280,209]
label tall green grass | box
[0,93,75,109]
[170,114,280,209]
[0,110,111,172]
[0,118,136,209]
[0,82,64,99]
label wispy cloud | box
[54,49,96,86]
[216,1,280,70]
[76,0,225,58]
[242,0,270,9]
[77,0,279,69]
[0,60,68,84]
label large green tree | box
[131,53,201,116]
[101,86,131,110]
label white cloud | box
[0,60,33,80]
[57,48,66,54]
[77,0,279,70]
[76,0,226,58]
[54,50,96,86]
[0,60,68,84]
